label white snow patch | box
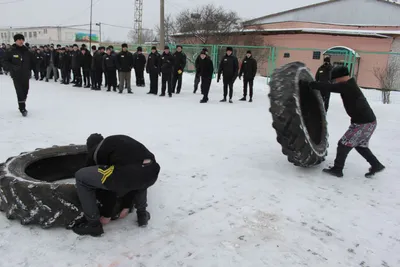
[0,73,399,266]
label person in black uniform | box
[71,133,161,236]
[62,47,72,85]
[315,57,333,111]
[172,45,187,94]
[80,47,92,88]
[193,48,208,94]
[92,46,105,90]
[90,45,97,89]
[146,46,161,95]
[301,66,385,178]
[160,46,174,97]
[2,34,32,116]
[133,46,146,87]
[0,43,5,74]
[71,44,83,87]
[197,50,214,103]
[217,47,239,103]
[238,50,257,102]
[103,47,118,92]
[33,48,44,81]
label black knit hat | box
[81,44,86,47]
[164,45,169,50]
[200,50,206,55]
[324,57,331,63]
[331,66,350,79]
[80,47,86,51]
[92,45,97,50]
[137,46,142,52]
[202,47,208,52]
[13,33,24,42]
[151,46,157,50]
[25,42,30,47]
[226,47,233,51]
[99,46,105,50]
[176,45,182,49]
[73,44,78,47]
[122,43,128,48]
[86,133,104,151]
[57,44,61,47]
[246,50,251,54]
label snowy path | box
[0,74,399,267]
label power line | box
[101,23,132,30]
[0,0,24,4]
[57,0,102,26]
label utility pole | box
[134,0,143,44]
[95,22,102,44]
[89,0,93,51]
[160,0,165,50]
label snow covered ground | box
[0,73,399,267]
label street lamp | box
[95,22,102,44]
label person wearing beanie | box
[238,50,257,102]
[69,44,83,87]
[132,46,146,87]
[91,46,105,90]
[46,43,59,83]
[146,46,161,95]
[315,56,333,111]
[172,45,187,94]
[116,43,133,93]
[33,47,45,81]
[103,47,118,91]
[301,66,385,178]
[80,46,93,88]
[58,46,70,85]
[72,134,160,236]
[197,50,214,103]
[89,45,98,89]
[217,46,239,103]
[0,43,6,74]
[193,47,209,94]
[159,45,174,97]
[3,34,32,116]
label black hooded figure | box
[238,50,257,102]
[217,46,239,103]
[2,34,32,116]
[315,56,333,111]
[72,133,161,237]
[133,46,147,87]
[146,46,161,95]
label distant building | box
[0,26,100,46]
[173,0,400,89]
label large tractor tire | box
[0,145,87,228]
[268,61,329,167]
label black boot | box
[239,97,246,101]
[219,98,226,102]
[229,99,233,103]
[355,147,385,178]
[249,98,253,103]
[72,219,104,237]
[323,144,352,177]
[137,210,150,227]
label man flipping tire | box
[72,134,160,237]
[301,66,385,178]
[3,34,32,116]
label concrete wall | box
[249,0,400,26]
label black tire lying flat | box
[0,145,87,228]
[268,61,329,167]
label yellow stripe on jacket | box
[98,165,115,184]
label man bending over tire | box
[301,66,385,178]
[72,134,160,237]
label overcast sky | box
[0,0,323,41]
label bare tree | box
[155,14,177,44]
[373,60,400,104]
[127,29,156,44]
[174,4,241,44]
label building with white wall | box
[0,26,100,45]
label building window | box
[313,51,321,60]
[29,32,32,38]
[33,31,37,38]
[283,52,290,58]
[24,32,27,37]
[44,29,47,34]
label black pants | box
[135,68,145,86]
[223,77,234,99]
[149,71,158,94]
[201,77,212,100]
[321,91,331,112]
[62,68,71,84]
[13,77,29,111]
[243,78,254,98]
[73,68,82,84]
[194,74,201,93]
[104,70,108,86]
[106,70,117,89]
[172,72,183,93]
[94,69,103,88]
[83,69,90,86]
[90,70,96,87]
[34,66,44,80]
[161,72,172,95]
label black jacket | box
[116,51,133,72]
[146,52,161,74]
[3,44,32,78]
[173,51,186,72]
[43,50,51,67]
[310,78,376,124]
[239,56,257,80]
[34,52,44,68]
[71,50,82,69]
[88,135,158,194]
[218,54,239,80]
[197,56,214,78]
[59,52,71,69]
[81,52,92,70]
[103,53,117,71]
[92,51,105,71]
[315,63,333,82]
[133,52,146,71]
[50,50,59,67]
[160,52,174,74]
